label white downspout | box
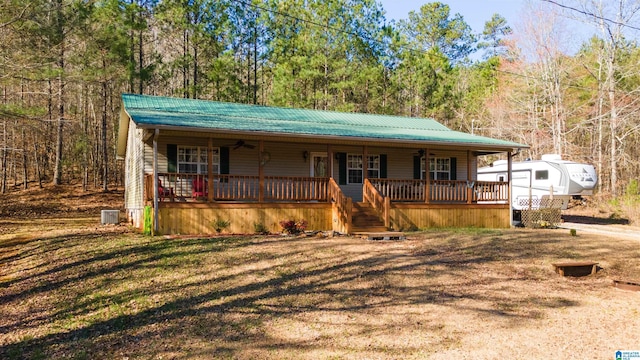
[508,150,513,227]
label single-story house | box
[116,94,528,235]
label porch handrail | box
[154,172,329,202]
[329,178,352,234]
[370,178,509,204]
[153,172,508,205]
[214,174,260,201]
[430,180,468,203]
[363,179,390,228]
[265,176,329,201]
[369,178,425,202]
[473,181,509,202]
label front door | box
[310,153,328,177]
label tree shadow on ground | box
[0,226,635,359]
[562,214,630,225]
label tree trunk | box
[22,127,27,190]
[1,120,6,194]
[139,23,143,94]
[53,67,64,185]
[102,77,109,192]
[253,24,258,105]
[52,1,65,186]
[34,133,42,188]
[183,29,189,98]
[608,54,618,196]
[596,57,604,194]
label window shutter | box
[220,147,230,174]
[450,157,457,180]
[380,154,387,178]
[337,153,347,185]
[413,156,421,180]
[167,144,177,173]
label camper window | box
[535,170,549,180]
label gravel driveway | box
[559,222,640,241]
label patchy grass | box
[1,216,640,359]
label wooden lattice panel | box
[520,198,564,228]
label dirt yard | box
[1,185,639,359]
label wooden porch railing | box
[146,173,508,205]
[430,180,469,203]
[148,173,329,202]
[329,178,352,234]
[212,175,261,201]
[265,176,329,201]
[363,179,390,228]
[372,178,425,201]
[369,178,509,203]
[473,181,509,202]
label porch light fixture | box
[303,151,309,162]
[260,151,271,166]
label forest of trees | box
[1,0,639,200]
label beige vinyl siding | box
[383,147,415,179]
[124,120,145,227]
[229,143,259,175]
[262,143,328,177]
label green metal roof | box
[121,94,527,150]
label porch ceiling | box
[121,94,529,154]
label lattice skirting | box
[520,198,564,228]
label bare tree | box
[545,0,640,195]
[505,1,574,157]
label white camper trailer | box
[477,154,597,216]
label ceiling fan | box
[413,149,435,157]
[225,140,255,150]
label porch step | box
[354,232,406,241]
[352,202,388,233]
[352,226,389,233]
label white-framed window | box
[347,154,381,184]
[367,155,380,179]
[347,154,363,184]
[421,157,451,180]
[178,146,219,174]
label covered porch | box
[145,147,513,235]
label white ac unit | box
[101,210,120,225]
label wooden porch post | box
[363,145,368,182]
[259,140,264,202]
[327,144,333,203]
[152,129,159,234]
[467,150,472,204]
[424,148,430,204]
[508,150,513,227]
[207,137,213,202]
